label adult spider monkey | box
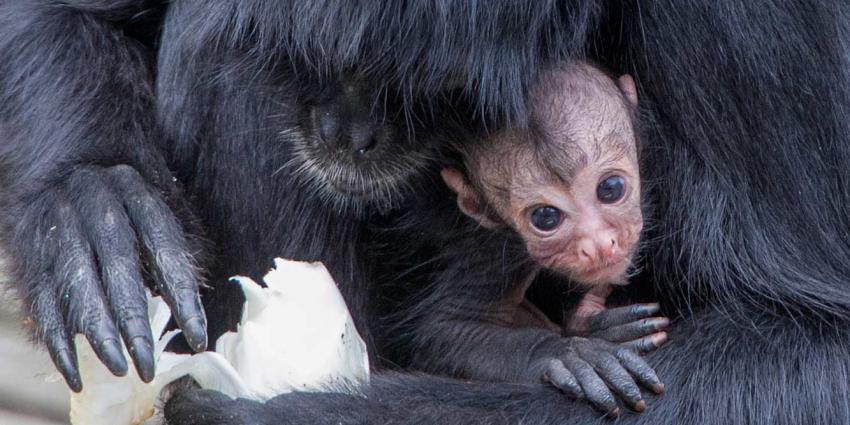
[1,1,849,424]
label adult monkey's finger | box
[32,284,82,392]
[52,203,128,377]
[74,170,155,382]
[108,165,208,353]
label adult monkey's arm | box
[0,1,207,392]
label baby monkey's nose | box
[600,237,619,259]
[577,235,619,263]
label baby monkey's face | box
[506,69,643,286]
[505,144,643,286]
[443,122,643,286]
[441,67,643,286]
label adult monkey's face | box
[259,0,590,213]
[290,76,460,213]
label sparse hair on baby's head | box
[458,61,641,208]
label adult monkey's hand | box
[0,2,206,392]
[15,164,207,392]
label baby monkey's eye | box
[530,206,562,232]
[597,175,626,204]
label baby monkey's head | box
[443,62,643,286]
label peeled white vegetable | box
[69,258,370,425]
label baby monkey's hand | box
[566,303,670,352]
[533,336,664,417]
[539,286,669,416]
[565,286,669,352]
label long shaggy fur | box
[2,1,850,424]
[159,1,601,123]
[162,1,850,422]
[612,1,850,320]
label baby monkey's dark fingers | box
[584,350,645,412]
[543,359,584,399]
[562,356,619,417]
[591,317,670,343]
[622,332,668,353]
[586,303,661,331]
[614,348,665,394]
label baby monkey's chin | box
[569,260,631,286]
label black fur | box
[160,1,850,423]
[0,1,208,391]
[1,1,850,424]
[371,174,666,415]
[153,0,601,360]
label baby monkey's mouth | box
[571,254,634,286]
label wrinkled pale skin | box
[69,258,369,425]
[443,65,644,290]
[443,66,666,343]
[439,65,667,415]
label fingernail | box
[55,349,82,392]
[130,336,155,382]
[100,338,129,376]
[182,316,208,352]
[645,317,670,331]
[653,383,665,394]
[652,331,668,346]
[634,399,646,412]
[642,303,660,314]
[608,407,620,418]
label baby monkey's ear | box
[440,168,499,229]
[617,74,638,107]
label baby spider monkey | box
[406,62,668,416]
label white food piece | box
[69,258,370,425]
[219,258,370,399]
